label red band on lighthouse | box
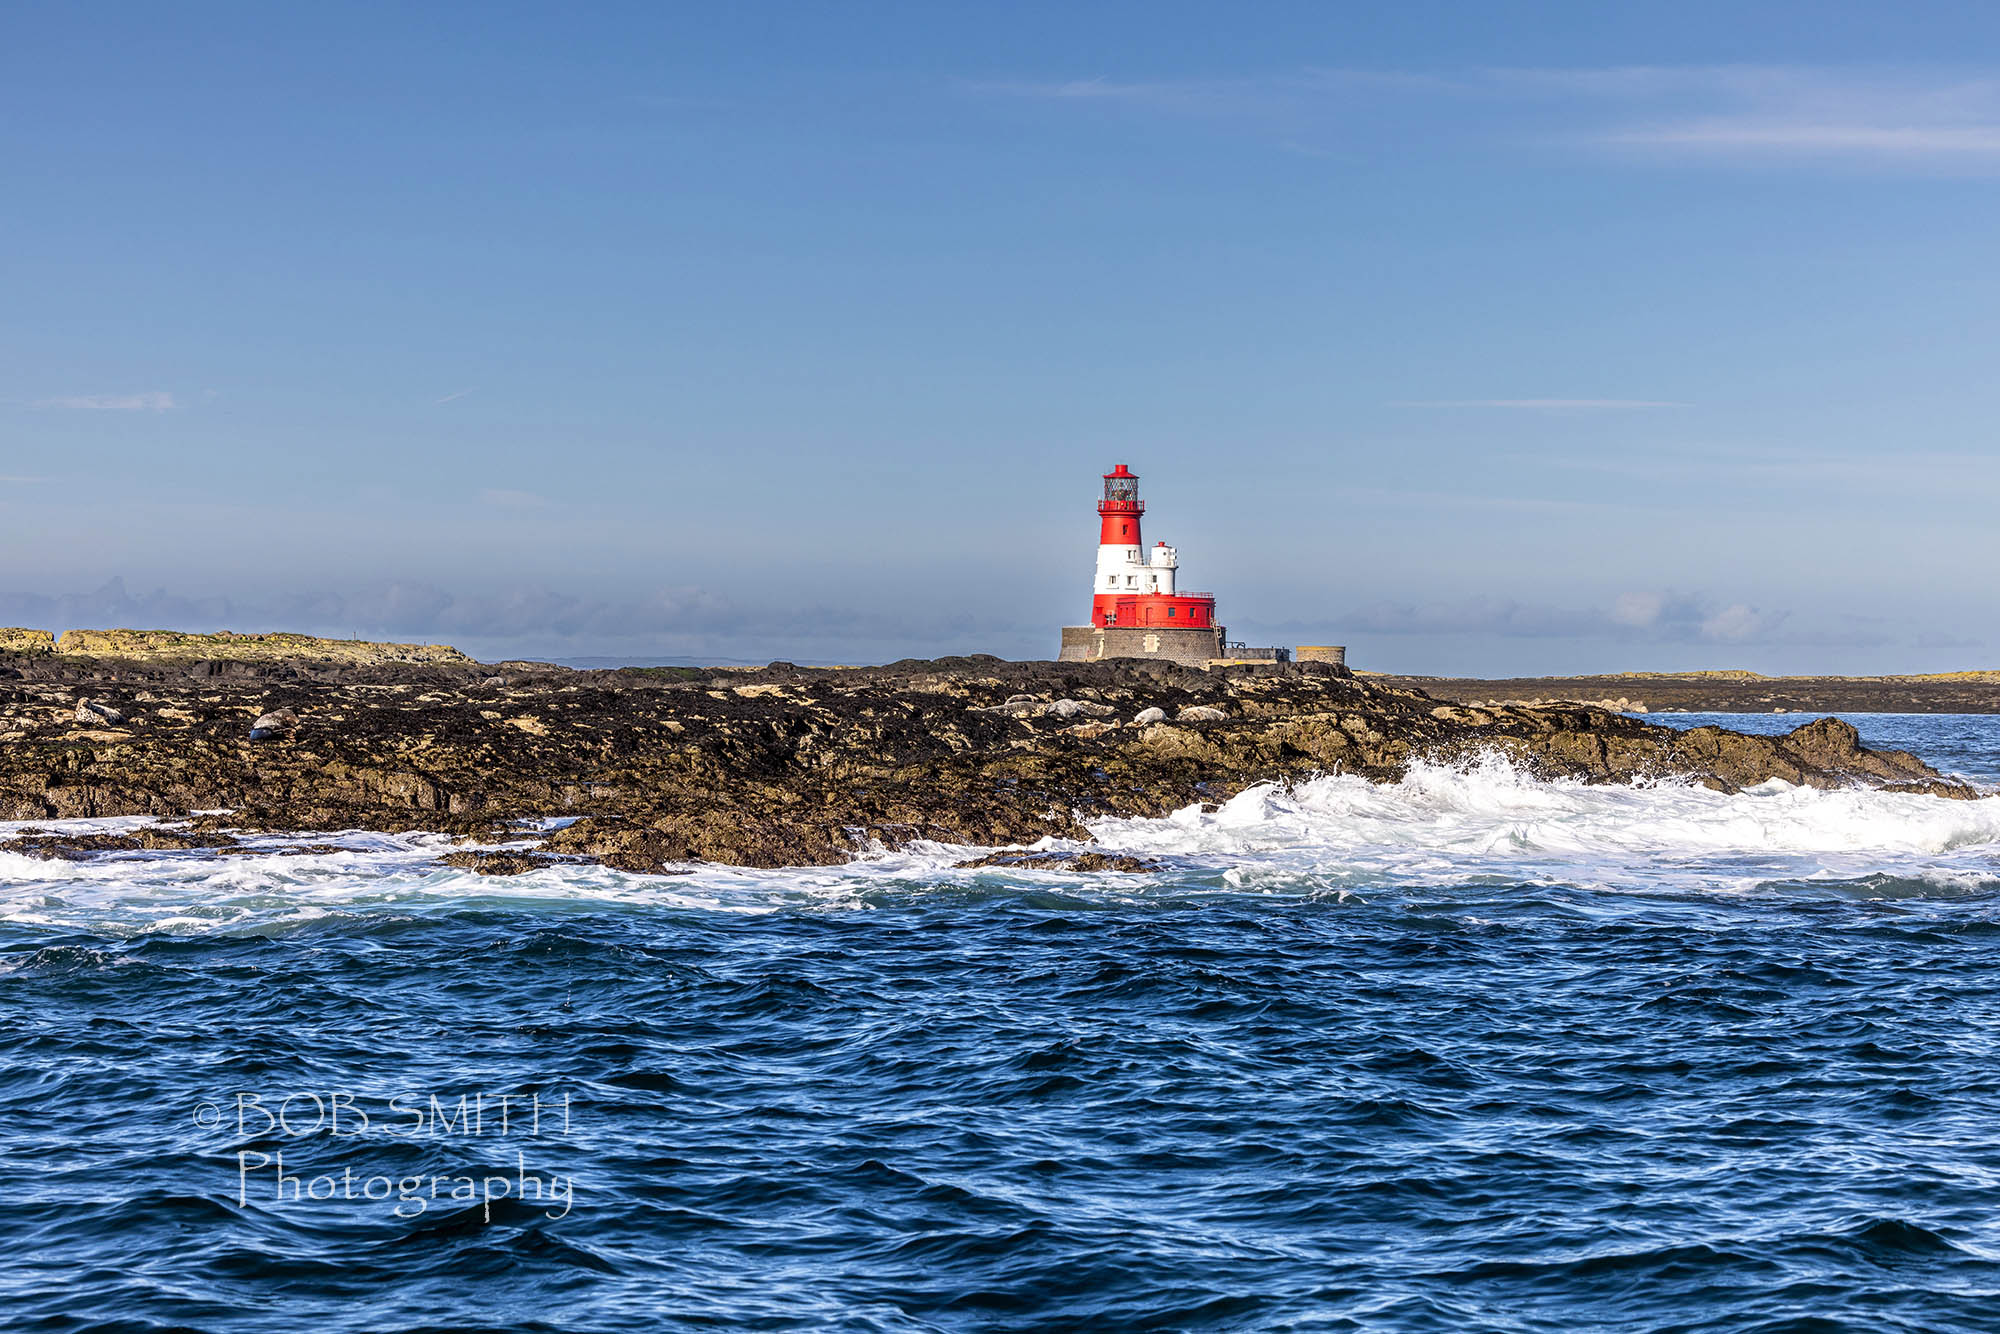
[1086,464,1218,630]
[1097,462,1145,546]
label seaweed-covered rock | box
[0,654,1973,871]
[439,850,564,876]
[955,850,1165,873]
[4,826,239,859]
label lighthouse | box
[1057,464,1230,666]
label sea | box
[6,713,2000,1333]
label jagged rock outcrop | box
[0,652,1975,871]
[0,629,54,654]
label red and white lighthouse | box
[1087,464,1218,630]
[1058,463,1310,667]
[1058,464,1228,665]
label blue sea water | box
[6,714,2000,1332]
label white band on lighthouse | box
[1094,542,1175,596]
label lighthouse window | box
[1168,607,1176,618]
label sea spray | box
[1089,751,2000,895]
[6,739,2000,936]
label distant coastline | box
[1376,671,2000,715]
[0,627,469,666]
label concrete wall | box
[1296,645,1347,668]
[1058,625,1226,667]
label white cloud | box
[983,64,2000,167]
[1402,399,1687,411]
[1606,122,2000,155]
[1316,590,1872,648]
[35,392,176,413]
[1570,67,2000,162]
[1700,603,1789,642]
[434,389,473,405]
[1610,591,1664,628]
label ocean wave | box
[4,751,2000,935]
[1087,753,2000,896]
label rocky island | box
[0,631,1975,873]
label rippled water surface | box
[6,714,2000,1332]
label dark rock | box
[439,850,564,876]
[955,850,1165,873]
[7,826,239,859]
[0,655,1975,872]
[214,842,350,857]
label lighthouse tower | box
[1058,464,1227,666]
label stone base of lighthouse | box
[1058,625,1227,667]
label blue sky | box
[5,2,1999,671]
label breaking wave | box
[4,749,1999,937]
[1090,752,2000,898]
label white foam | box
[1089,754,2000,895]
[3,752,1999,934]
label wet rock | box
[440,850,564,876]
[955,850,1165,873]
[542,816,789,873]
[215,842,349,858]
[6,827,239,859]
